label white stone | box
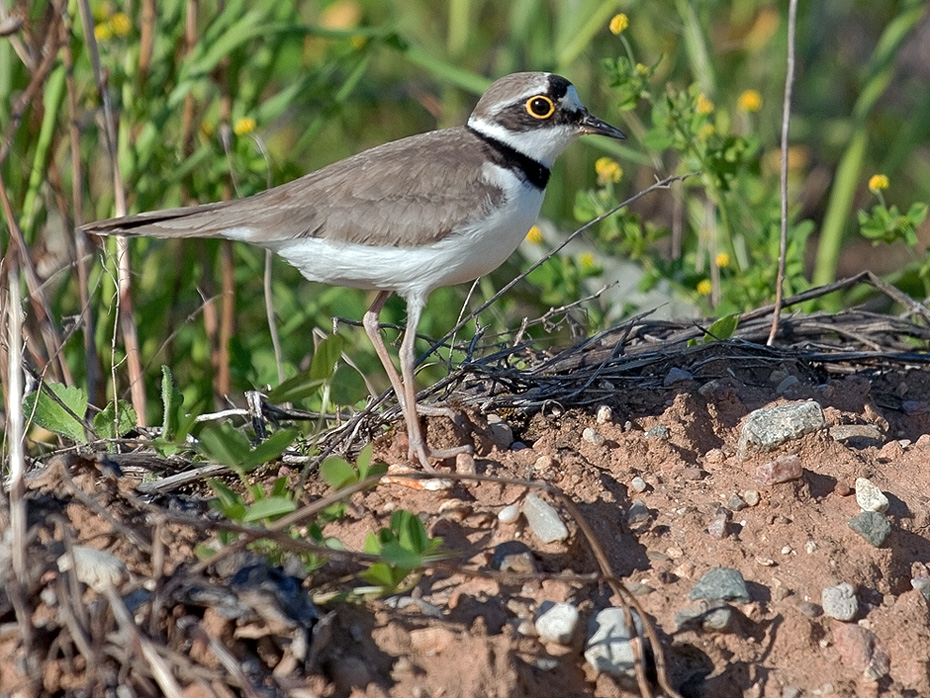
[534,602,579,645]
[855,477,889,513]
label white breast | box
[269,165,544,301]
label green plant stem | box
[812,2,924,292]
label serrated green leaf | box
[94,400,138,439]
[241,496,296,522]
[24,383,88,443]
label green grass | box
[2,0,928,447]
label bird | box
[81,71,626,471]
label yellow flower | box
[233,117,256,136]
[635,63,649,76]
[697,123,716,140]
[696,93,714,115]
[738,89,762,112]
[595,157,623,185]
[715,252,730,268]
[109,12,131,37]
[525,225,544,244]
[697,279,713,296]
[578,252,596,269]
[93,23,112,41]
[609,14,629,35]
[868,174,889,193]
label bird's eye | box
[525,95,555,119]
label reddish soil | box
[3,334,930,697]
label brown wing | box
[81,127,505,248]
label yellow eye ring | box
[526,95,555,119]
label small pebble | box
[755,454,803,486]
[630,476,648,493]
[681,467,706,481]
[797,601,823,618]
[834,480,852,497]
[645,424,670,439]
[781,546,794,555]
[704,448,726,465]
[848,511,891,547]
[805,539,818,553]
[455,451,476,474]
[707,510,731,539]
[534,601,580,645]
[776,375,800,394]
[911,575,930,601]
[664,367,693,386]
[822,583,858,621]
[584,608,644,678]
[626,499,651,526]
[596,405,613,424]
[57,546,130,592]
[855,477,889,513]
[690,567,750,604]
[486,414,514,450]
[742,489,761,507]
[781,686,802,698]
[582,427,605,446]
[498,504,521,525]
[522,493,569,543]
[674,600,734,633]
[727,493,748,511]
[490,541,537,573]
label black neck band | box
[467,126,551,190]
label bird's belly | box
[270,184,544,299]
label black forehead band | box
[546,75,572,101]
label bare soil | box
[3,314,930,698]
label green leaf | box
[703,314,739,342]
[240,428,298,470]
[265,371,326,404]
[24,383,88,443]
[309,334,346,381]
[199,423,252,469]
[321,456,357,489]
[378,540,422,570]
[242,496,297,522]
[161,365,184,440]
[93,400,138,439]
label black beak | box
[578,110,626,140]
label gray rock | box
[855,477,889,513]
[707,509,731,539]
[664,367,693,386]
[727,493,748,511]
[596,405,613,424]
[630,476,648,493]
[534,601,580,645]
[57,546,130,592]
[911,575,930,601]
[776,375,800,394]
[584,607,645,677]
[497,503,521,524]
[690,567,750,604]
[829,424,883,446]
[821,582,858,621]
[674,600,734,633]
[582,427,605,446]
[645,424,670,439]
[626,499,651,526]
[742,489,761,507]
[848,511,891,547]
[737,401,825,459]
[523,493,569,543]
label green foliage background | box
[2,0,929,435]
